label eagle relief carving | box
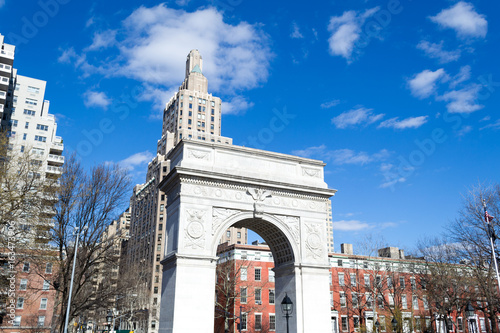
[247,188,272,218]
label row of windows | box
[16,297,48,309]
[240,287,275,305]
[337,273,418,290]
[240,313,276,331]
[240,267,275,282]
[181,95,216,107]
[11,315,46,327]
[337,291,428,310]
[22,262,52,274]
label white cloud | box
[86,30,117,51]
[327,7,380,61]
[380,222,398,229]
[380,176,406,189]
[118,151,154,171]
[438,84,483,113]
[320,99,340,109]
[222,95,254,115]
[332,220,372,231]
[430,2,487,38]
[292,145,389,165]
[114,5,271,93]
[61,5,272,111]
[457,125,472,136]
[480,119,500,131]
[450,65,471,88]
[83,90,112,109]
[292,145,327,159]
[378,116,428,130]
[290,22,304,39]
[331,107,384,129]
[417,40,460,63]
[330,148,389,165]
[407,68,447,99]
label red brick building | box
[215,243,499,333]
[0,251,58,332]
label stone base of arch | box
[158,140,337,333]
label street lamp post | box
[466,302,476,333]
[391,318,398,333]
[281,293,293,333]
[106,310,113,332]
[63,225,87,333]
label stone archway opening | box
[214,217,296,333]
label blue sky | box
[2,0,499,253]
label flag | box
[485,210,495,223]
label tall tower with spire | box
[157,49,232,155]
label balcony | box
[50,142,64,153]
[46,165,62,175]
[47,154,64,166]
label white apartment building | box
[0,33,64,246]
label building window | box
[340,292,346,307]
[255,314,262,330]
[23,133,27,140]
[338,259,343,267]
[24,109,36,116]
[26,98,38,106]
[350,274,356,287]
[241,313,247,330]
[154,287,159,293]
[25,121,29,129]
[268,269,275,282]
[389,294,395,307]
[269,314,276,331]
[226,230,230,238]
[241,251,247,260]
[339,273,345,286]
[380,316,386,331]
[23,262,30,272]
[255,252,260,261]
[27,86,40,94]
[19,279,27,290]
[40,298,48,309]
[13,316,21,327]
[17,297,24,309]
[241,267,247,281]
[255,268,261,281]
[413,295,419,309]
[400,276,405,289]
[34,135,47,142]
[36,124,48,131]
[42,280,50,291]
[45,263,53,274]
[366,293,373,309]
[341,316,348,331]
[354,317,360,332]
[402,294,407,309]
[237,232,241,238]
[423,296,429,310]
[241,287,247,304]
[364,274,370,287]
[255,288,261,304]
[352,293,358,308]
[269,289,275,304]
[411,277,416,290]
[151,320,156,329]
[38,316,45,326]
[387,276,392,288]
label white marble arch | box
[158,140,337,333]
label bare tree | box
[50,155,131,332]
[445,183,500,333]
